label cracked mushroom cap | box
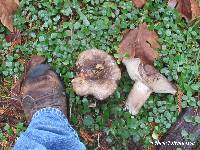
[72,49,121,100]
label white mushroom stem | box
[123,57,177,115]
[126,81,152,115]
[122,58,141,81]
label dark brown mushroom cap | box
[72,49,121,100]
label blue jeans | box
[13,107,86,150]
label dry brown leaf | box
[177,90,184,113]
[190,0,200,20]
[5,29,22,46]
[80,128,95,143]
[119,23,160,64]
[168,0,200,21]
[0,109,4,115]
[176,0,193,21]
[132,0,146,8]
[0,0,19,31]
[168,0,178,8]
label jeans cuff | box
[32,107,66,120]
[31,107,79,138]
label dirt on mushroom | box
[72,49,121,100]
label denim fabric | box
[13,107,86,150]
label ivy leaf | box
[83,115,94,127]
[183,115,193,122]
[195,116,200,123]
[119,23,160,64]
[4,124,14,136]
[191,83,200,91]
[0,0,19,31]
[181,129,188,137]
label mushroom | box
[122,58,177,115]
[72,49,121,100]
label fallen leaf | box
[0,100,25,127]
[119,23,160,64]
[0,109,4,115]
[132,0,146,8]
[5,29,22,45]
[176,0,192,21]
[80,128,95,143]
[190,0,200,20]
[168,0,178,8]
[0,0,19,31]
[177,90,184,113]
[168,0,200,21]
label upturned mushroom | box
[122,58,177,115]
[72,49,121,100]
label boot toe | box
[26,64,51,81]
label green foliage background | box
[0,0,199,149]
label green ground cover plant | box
[0,0,199,149]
